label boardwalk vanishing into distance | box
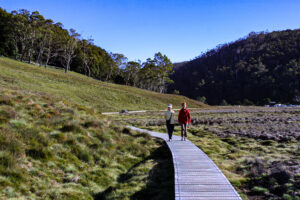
[126,126,242,200]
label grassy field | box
[0,88,175,199]
[115,108,300,200]
[2,57,298,200]
[0,57,184,199]
[0,57,205,112]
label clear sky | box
[1,0,300,62]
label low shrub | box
[78,150,93,163]
[0,152,16,169]
[0,95,13,105]
[251,186,269,194]
[25,146,53,160]
[0,106,16,123]
[60,122,82,133]
[283,194,293,200]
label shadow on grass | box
[94,140,174,200]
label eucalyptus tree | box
[60,28,80,73]
[0,8,14,56]
[124,61,141,86]
[106,53,127,81]
[10,9,31,61]
[44,22,63,67]
[27,11,45,64]
[35,19,54,66]
[79,39,94,77]
[153,52,173,93]
[138,53,173,93]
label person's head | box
[182,102,187,109]
[167,104,172,111]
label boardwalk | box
[127,126,242,200]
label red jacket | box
[178,108,191,124]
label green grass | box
[116,110,300,200]
[0,57,206,112]
[0,88,174,199]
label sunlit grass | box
[0,57,206,112]
[116,109,300,200]
[0,88,173,199]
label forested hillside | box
[169,29,300,105]
[0,8,173,93]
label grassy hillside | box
[0,57,205,112]
[0,88,175,199]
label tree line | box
[0,8,173,93]
[169,29,300,105]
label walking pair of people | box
[165,102,191,141]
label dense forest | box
[169,29,300,105]
[0,8,173,93]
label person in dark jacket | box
[178,102,191,141]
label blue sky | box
[1,0,300,62]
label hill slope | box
[0,57,205,112]
[169,29,300,105]
[0,88,174,199]
[0,57,179,199]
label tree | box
[124,61,141,86]
[44,22,62,67]
[153,52,173,93]
[27,11,45,64]
[79,39,94,77]
[106,53,127,81]
[0,8,14,57]
[60,28,80,73]
[10,9,31,61]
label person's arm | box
[178,110,182,123]
[164,111,168,120]
[187,109,191,123]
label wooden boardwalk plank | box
[126,126,242,200]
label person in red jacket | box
[178,102,191,141]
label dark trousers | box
[180,123,187,137]
[166,120,174,139]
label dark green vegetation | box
[0,88,175,199]
[115,107,300,200]
[0,57,205,112]
[169,29,300,105]
[0,7,174,93]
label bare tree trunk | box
[37,44,45,67]
[14,42,18,60]
[45,51,50,68]
[45,46,52,68]
[87,65,91,77]
[38,49,44,66]
[65,55,71,73]
[106,64,113,81]
[28,38,35,64]
[28,48,32,64]
[20,42,26,62]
